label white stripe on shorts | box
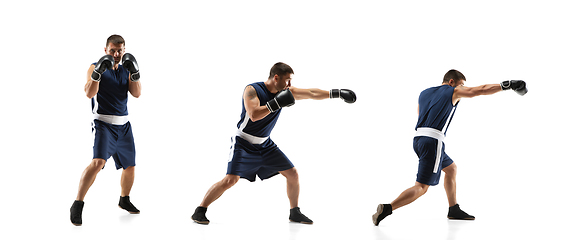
[228,137,236,162]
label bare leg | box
[280,168,299,209]
[193,174,239,224]
[76,158,106,201]
[199,174,240,207]
[443,163,474,219]
[442,163,457,207]
[280,168,312,224]
[121,166,135,197]
[390,182,430,211]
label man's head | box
[268,62,294,92]
[442,69,466,87]
[104,35,125,66]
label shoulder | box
[243,85,258,99]
[434,85,455,96]
[452,85,467,95]
[246,82,268,93]
[246,82,261,89]
[421,85,447,92]
[244,84,256,92]
[451,86,466,103]
[244,83,258,91]
[419,85,442,96]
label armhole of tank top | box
[450,86,458,107]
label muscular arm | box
[452,84,502,104]
[128,75,141,98]
[244,85,271,122]
[289,87,329,100]
[84,65,99,98]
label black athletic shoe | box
[70,200,84,226]
[118,196,140,214]
[447,204,475,220]
[289,207,313,224]
[372,204,392,226]
[191,206,210,225]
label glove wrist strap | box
[330,89,340,99]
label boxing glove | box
[122,53,140,82]
[91,55,114,82]
[330,89,356,103]
[501,80,527,96]
[266,89,295,113]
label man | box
[70,35,142,226]
[372,69,527,225]
[191,62,356,225]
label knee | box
[90,158,106,170]
[221,175,239,189]
[421,185,429,194]
[444,163,457,176]
[415,182,430,195]
[282,168,299,182]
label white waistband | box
[415,127,445,142]
[236,130,269,145]
[94,114,129,125]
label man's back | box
[416,85,458,134]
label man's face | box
[455,79,466,87]
[275,73,293,92]
[448,79,466,88]
[105,43,125,65]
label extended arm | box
[452,84,502,104]
[289,87,329,100]
[290,87,356,103]
[452,80,527,104]
[453,84,502,100]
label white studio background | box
[0,1,572,240]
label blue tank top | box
[236,82,281,138]
[415,85,458,135]
[91,63,130,116]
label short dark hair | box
[268,62,294,79]
[442,69,466,83]
[106,34,125,47]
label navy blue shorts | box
[227,136,294,182]
[413,136,454,186]
[92,119,136,170]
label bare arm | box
[452,84,502,104]
[289,87,329,100]
[128,75,141,98]
[244,85,271,122]
[84,65,99,98]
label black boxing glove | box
[91,55,114,82]
[330,89,356,103]
[501,80,527,96]
[122,53,140,82]
[266,89,295,113]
